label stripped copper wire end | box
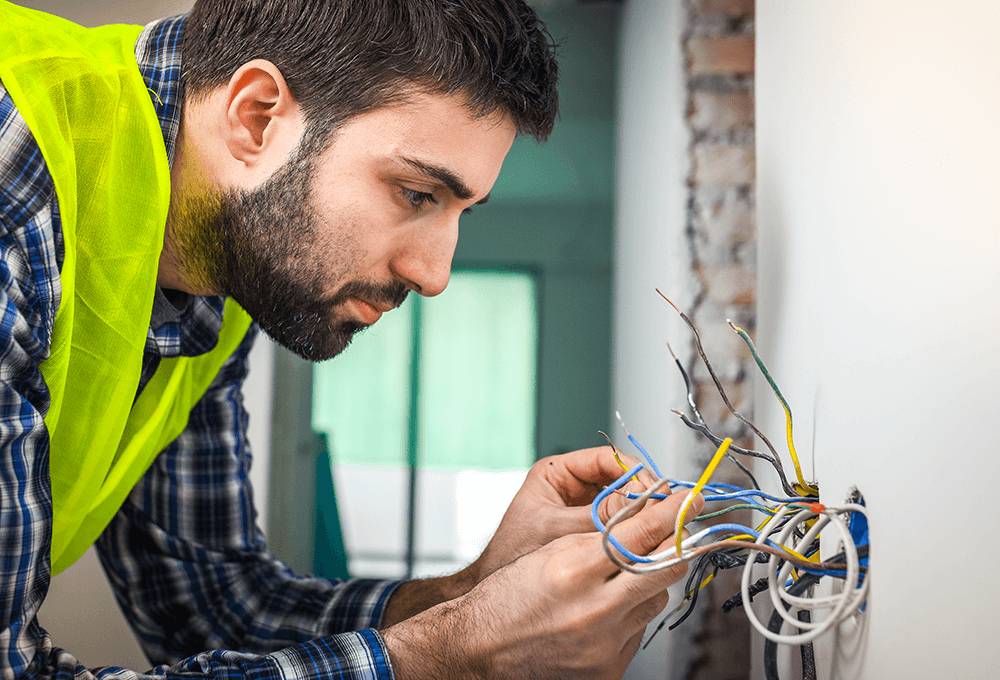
[599,429,637,486]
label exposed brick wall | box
[679,0,756,678]
[683,0,756,449]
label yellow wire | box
[730,323,818,496]
[613,450,639,482]
[675,438,732,556]
[781,400,817,496]
[721,533,812,563]
[682,572,718,602]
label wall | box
[615,1,757,678]
[614,2,697,678]
[756,1,1000,678]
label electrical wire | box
[667,343,761,490]
[600,430,639,483]
[740,505,868,645]
[762,571,822,680]
[604,426,812,506]
[656,290,796,497]
[671,409,793,495]
[667,343,705,425]
[596,472,861,577]
[616,411,664,478]
[675,438,733,555]
[590,431,868,670]
[728,320,818,497]
[592,300,869,677]
[695,503,776,522]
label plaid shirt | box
[0,14,398,680]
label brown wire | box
[656,290,796,497]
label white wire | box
[766,512,829,628]
[766,511,841,630]
[777,505,865,628]
[741,504,868,645]
[772,506,867,611]
[599,464,870,647]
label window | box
[312,270,538,577]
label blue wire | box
[669,479,812,503]
[607,469,747,502]
[593,459,854,578]
[625,432,663,478]
[590,462,659,564]
[620,483,811,506]
[701,489,813,504]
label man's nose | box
[390,215,459,297]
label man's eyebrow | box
[463,193,490,215]
[399,156,475,201]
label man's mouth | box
[347,297,386,325]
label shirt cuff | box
[271,630,394,680]
[328,578,404,632]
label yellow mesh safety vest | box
[0,2,254,574]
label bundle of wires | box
[589,294,870,680]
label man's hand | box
[467,446,660,583]
[381,486,705,680]
[379,446,659,627]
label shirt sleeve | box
[0,85,96,680]
[96,326,402,680]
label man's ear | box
[222,59,301,167]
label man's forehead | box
[313,92,516,196]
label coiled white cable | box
[741,504,869,645]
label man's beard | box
[174,146,408,361]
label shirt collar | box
[134,14,186,167]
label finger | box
[603,489,706,567]
[536,447,659,506]
[606,524,697,603]
[550,505,607,536]
[599,479,649,525]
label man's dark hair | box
[182,0,559,149]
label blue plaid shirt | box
[0,15,398,680]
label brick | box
[687,312,751,383]
[695,190,755,247]
[689,90,754,132]
[696,0,755,18]
[698,263,756,306]
[685,569,752,680]
[692,378,749,430]
[691,143,755,186]
[686,36,755,76]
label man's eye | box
[402,188,436,208]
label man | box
[0,1,702,679]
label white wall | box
[613,2,695,678]
[756,2,1000,678]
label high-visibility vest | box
[0,2,254,574]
